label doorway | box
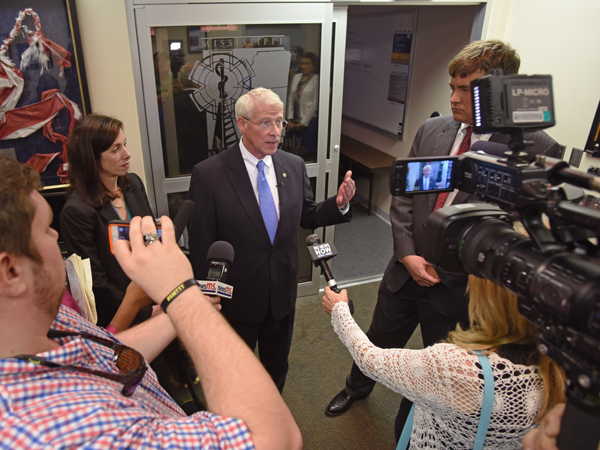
[128,2,348,296]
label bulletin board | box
[342,11,417,139]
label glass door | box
[130,2,347,296]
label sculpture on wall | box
[0,8,83,182]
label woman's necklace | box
[112,188,125,209]
[301,73,312,83]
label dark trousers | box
[343,278,468,438]
[227,308,295,393]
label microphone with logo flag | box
[306,234,354,314]
[197,241,234,299]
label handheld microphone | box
[306,234,354,314]
[173,199,195,242]
[198,241,234,299]
[206,241,234,282]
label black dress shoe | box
[325,389,361,416]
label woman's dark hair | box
[66,113,131,207]
[302,52,320,74]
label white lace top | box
[332,302,543,449]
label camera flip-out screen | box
[390,156,457,196]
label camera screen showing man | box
[407,161,453,192]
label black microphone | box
[198,241,235,299]
[306,234,354,314]
[206,241,234,282]
[173,199,195,242]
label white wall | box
[74,0,146,182]
[342,5,477,214]
[489,0,600,172]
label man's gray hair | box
[235,87,284,121]
[179,63,199,89]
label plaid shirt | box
[0,305,254,450]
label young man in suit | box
[325,39,561,434]
[187,88,355,392]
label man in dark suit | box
[174,63,209,174]
[412,164,432,191]
[325,39,561,432]
[187,87,355,392]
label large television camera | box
[390,71,600,449]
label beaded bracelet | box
[160,278,198,313]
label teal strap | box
[473,351,494,450]
[396,351,494,450]
[396,403,414,450]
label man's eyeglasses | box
[243,117,288,130]
[14,330,147,397]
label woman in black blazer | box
[60,114,155,328]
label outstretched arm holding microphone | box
[113,215,302,450]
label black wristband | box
[161,278,198,313]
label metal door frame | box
[125,1,348,296]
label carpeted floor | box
[333,203,393,283]
[283,281,423,450]
[158,280,423,448]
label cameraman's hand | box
[322,286,349,315]
[402,255,441,287]
[522,403,565,450]
[114,216,194,304]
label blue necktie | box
[257,160,278,243]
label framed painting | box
[0,0,91,186]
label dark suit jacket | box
[384,115,560,318]
[60,174,154,327]
[174,89,209,173]
[187,143,352,323]
[413,176,433,191]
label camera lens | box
[460,217,526,279]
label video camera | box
[390,70,600,449]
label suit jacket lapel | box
[99,203,119,224]
[227,145,272,244]
[271,152,288,245]
[98,178,147,224]
[122,181,146,217]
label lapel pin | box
[283,173,287,178]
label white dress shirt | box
[239,139,350,216]
[240,139,281,219]
[441,123,491,207]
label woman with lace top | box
[322,275,565,449]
